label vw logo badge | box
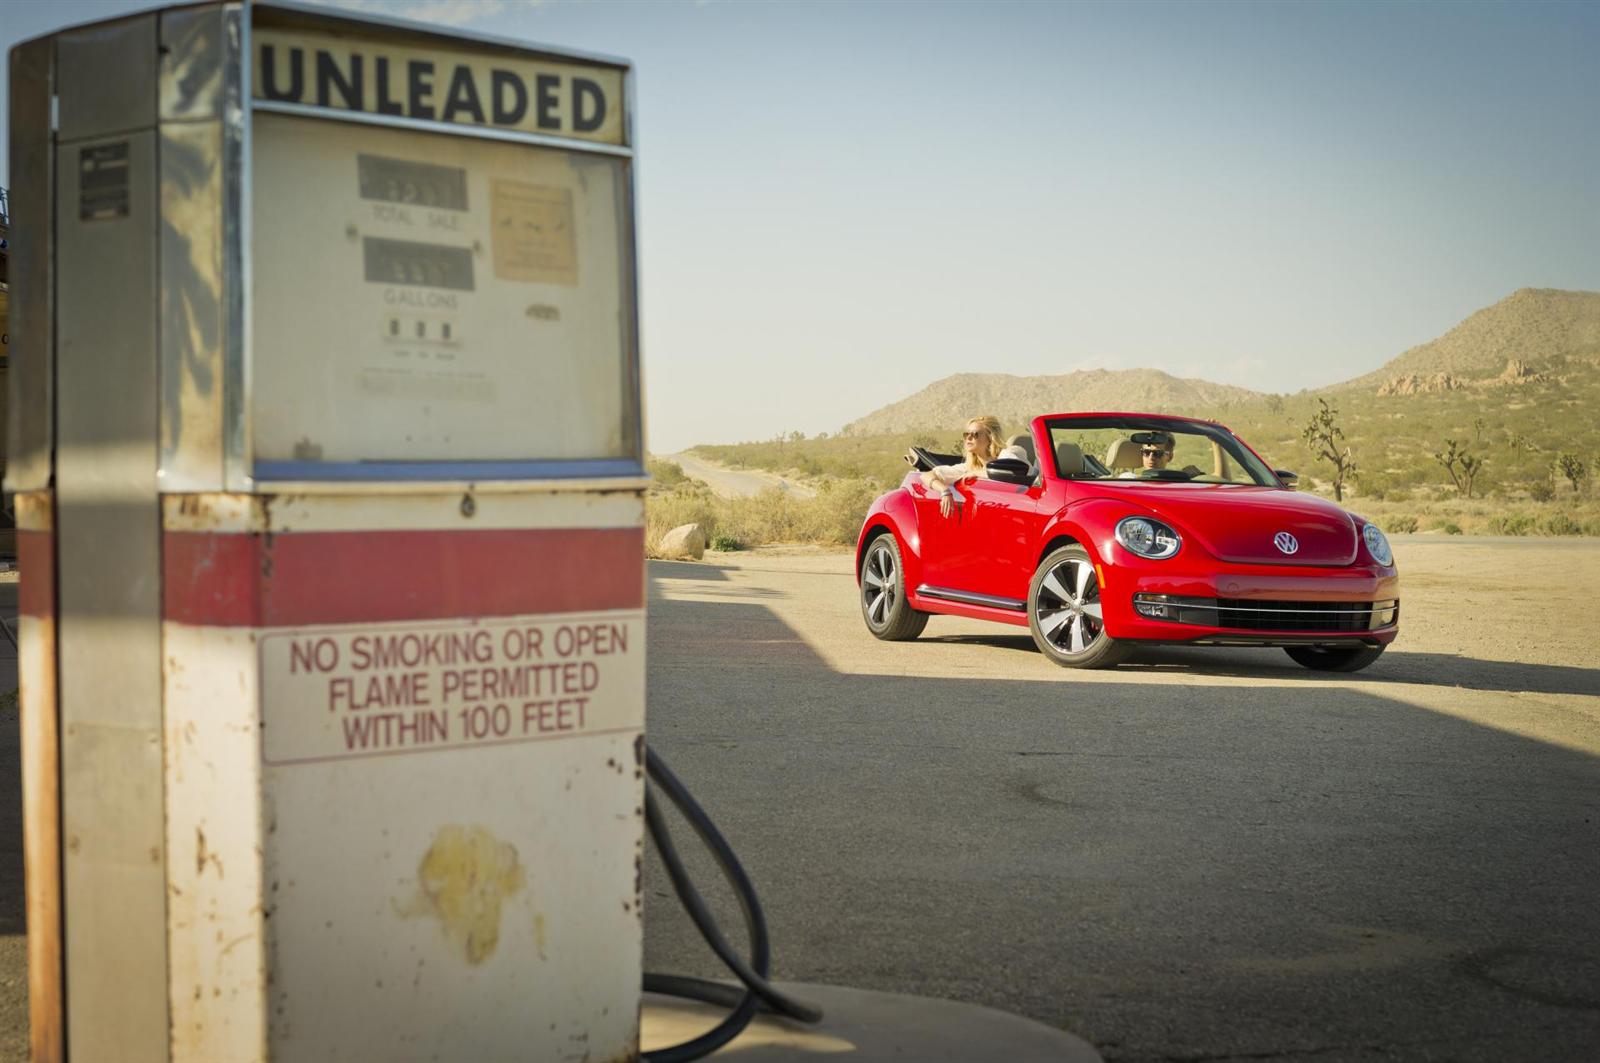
[1273,531,1300,555]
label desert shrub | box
[645,487,719,555]
[646,476,898,552]
[1355,471,1392,497]
[1436,521,1463,535]
[1542,513,1583,536]
[1385,515,1419,534]
[1383,489,1412,502]
[1486,513,1535,536]
[1528,480,1556,503]
[647,457,689,487]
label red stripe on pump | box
[17,531,55,620]
[163,527,645,627]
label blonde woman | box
[919,414,1022,516]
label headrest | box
[1105,438,1142,471]
[1055,442,1084,477]
[1007,434,1036,464]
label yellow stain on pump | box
[401,824,527,964]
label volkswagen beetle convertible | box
[855,413,1398,671]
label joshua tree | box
[1459,453,1485,499]
[1557,452,1588,494]
[1301,399,1356,502]
[1505,430,1539,452]
[1434,439,1464,493]
[1433,439,1485,498]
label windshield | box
[1045,416,1280,487]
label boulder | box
[1491,358,1544,385]
[657,523,707,560]
[1377,372,1460,397]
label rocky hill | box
[837,289,1600,436]
[840,369,1265,437]
[1337,288,1600,391]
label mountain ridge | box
[840,369,1266,438]
[1333,287,1600,391]
[840,288,1600,436]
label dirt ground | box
[682,534,1599,686]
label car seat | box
[1055,442,1085,477]
[1104,438,1142,472]
[1006,434,1036,467]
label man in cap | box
[1138,431,1176,474]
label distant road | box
[661,451,816,499]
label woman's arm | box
[922,465,969,516]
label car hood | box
[1100,485,1360,566]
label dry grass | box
[645,479,883,557]
[1345,494,1600,537]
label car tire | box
[1284,644,1385,672]
[860,533,928,641]
[1027,544,1131,669]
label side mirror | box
[1275,469,1299,488]
[985,457,1033,485]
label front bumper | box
[1100,554,1400,646]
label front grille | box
[1134,595,1399,631]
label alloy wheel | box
[1034,556,1104,654]
[862,541,898,628]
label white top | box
[926,445,1029,488]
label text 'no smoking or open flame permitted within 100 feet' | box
[259,611,643,765]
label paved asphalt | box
[640,544,1600,1063]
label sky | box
[3,0,1598,452]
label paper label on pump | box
[491,180,578,284]
[260,610,643,766]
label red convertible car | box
[855,413,1398,671]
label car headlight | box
[1115,517,1181,559]
[1362,523,1393,567]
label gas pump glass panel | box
[251,112,638,476]
[854,413,1400,672]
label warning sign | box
[491,180,578,285]
[79,141,131,222]
[260,611,643,765]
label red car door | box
[960,478,1046,605]
[908,477,970,591]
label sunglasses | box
[964,430,988,439]
[1142,448,1169,456]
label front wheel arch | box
[1035,532,1084,573]
[858,520,917,585]
[856,522,893,582]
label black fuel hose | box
[641,746,822,1062]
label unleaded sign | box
[253,29,627,146]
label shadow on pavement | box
[650,560,733,582]
[918,632,1600,696]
